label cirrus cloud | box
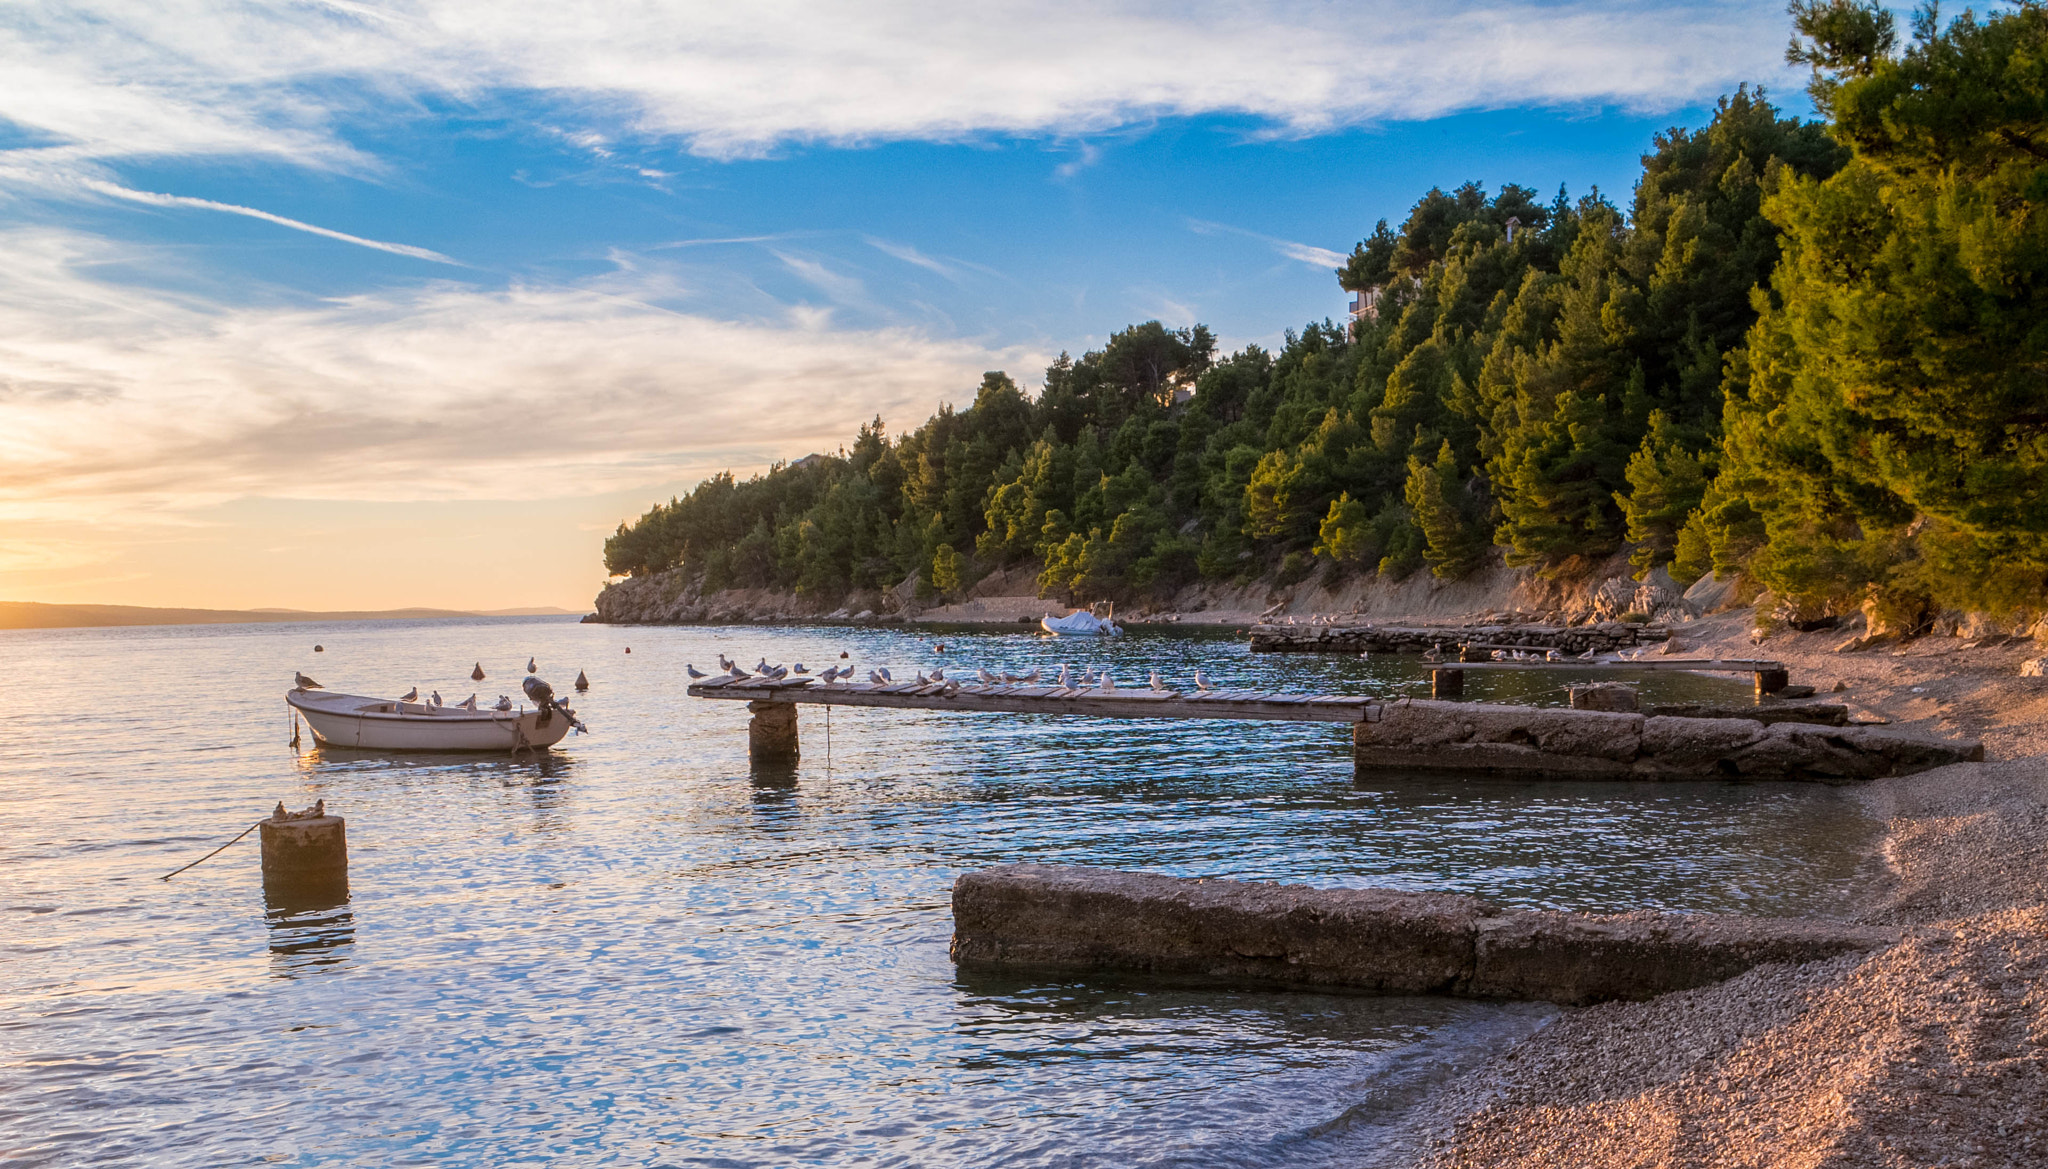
[1,0,1799,170]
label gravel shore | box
[1386,614,2048,1167]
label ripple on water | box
[0,618,1881,1166]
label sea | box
[0,616,1884,1167]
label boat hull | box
[286,690,574,752]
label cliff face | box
[588,551,1716,629]
[591,567,912,625]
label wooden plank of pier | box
[687,676,1383,723]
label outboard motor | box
[522,675,555,708]
[522,675,588,734]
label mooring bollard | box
[260,800,347,901]
[748,700,799,764]
[1431,668,1465,698]
[1570,682,1640,712]
[1755,668,1791,698]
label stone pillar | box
[260,808,348,902]
[748,700,799,764]
[1459,644,1491,663]
[1570,683,1639,712]
[1432,668,1465,698]
[1755,668,1790,698]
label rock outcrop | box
[951,864,1897,1006]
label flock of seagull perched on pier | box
[686,654,1216,695]
[1416,644,1650,663]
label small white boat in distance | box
[286,689,578,752]
[1041,608,1123,636]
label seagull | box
[472,662,486,682]
[294,672,322,690]
[686,664,707,678]
[1149,671,1168,692]
[930,667,946,682]
[792,663,808,674]
[1577,648,1598,661]
[868,669,886,684]
[495,695,513,711]
[1358,651,1371,660]
[915,671,931,685]
[1546,649,1564,662]
[399,687,418,702]
[460,694,478,710]
[1057,664,1073,688]
[1422,644,1444,663]
[727,664,750,678]
[1099,672,1117,690]
[756,658,772,674]
[877,667,892,682]
[527,657,537,674]
[719,654,735,671]
[430,690,443,706]
[1021,668,1041,683]
[977,668,997,684]
[1194,669,1212,691]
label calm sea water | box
[0,617,1882,1167]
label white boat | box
[286,689,578,752]
[1040,608,1123,636]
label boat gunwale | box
[286,689,541,724]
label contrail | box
[80,178,460,265]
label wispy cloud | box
[864,236,959,279]
[1186,218,1347,270]
[0,227,1039,525]
[771,250,869,306]
[74,178,461,264]
[1,2,1797,171]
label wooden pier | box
[689,674,1383,764]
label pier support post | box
[1459,644,1490,663]
[1431,668,1465,699]
[748,700,800,764]
[1755,668,1790,699]
[260,805,347,902]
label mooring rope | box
[159,820,263,881]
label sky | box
[0,0,1817,612]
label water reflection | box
[264,886,354,976]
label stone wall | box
[951,865,1896,1006]
[1250,621,1666,655]
[1352,699,1981,781]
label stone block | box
[1465,909,1897,1006]
[951,864,1484,994]
[1637,715,1764,775]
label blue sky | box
[0,0,1815,609]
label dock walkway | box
[686,675,1382,724]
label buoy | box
[260,800,347,901]
[472,662,486,681]
[625,647,631,654]
[313,644,324,652]
[574,669,589,691]
[839,650,849,659]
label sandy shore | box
[1383,611,2048,1166]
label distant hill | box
[0,602,581,631]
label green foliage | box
[1706,2,2048,616]
[930,543,963,595]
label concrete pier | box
[1351,698,1980,781]
[952,864,1897,1006]
[748,699,800,764]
